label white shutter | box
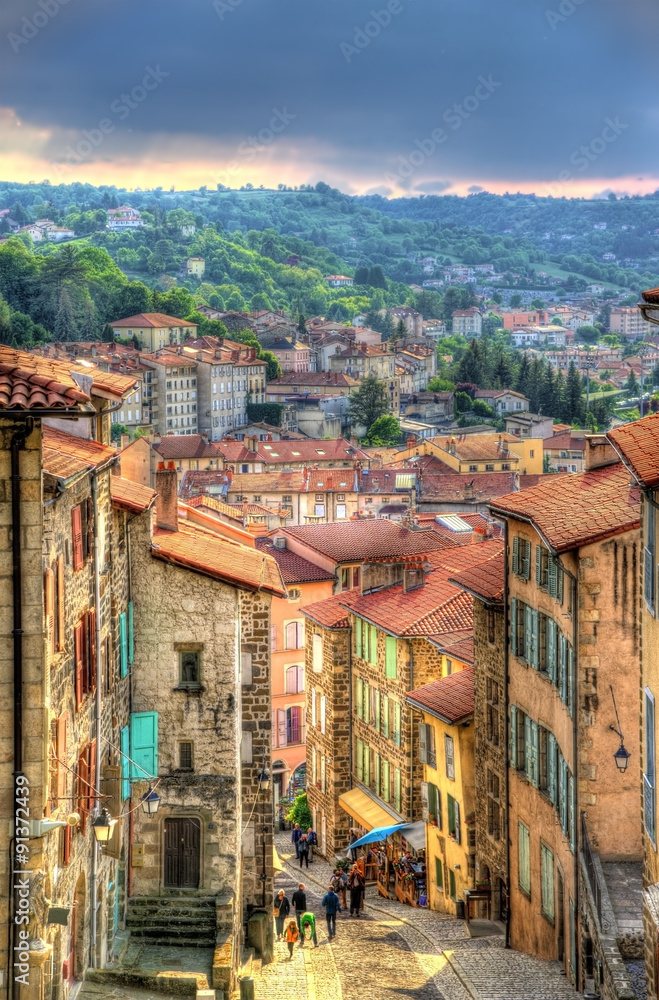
[419,723,428,764]
[445,734,455,780]
[311,688,317,728]
[420,781,429,822]
[277,709,287,747]
[454,800,461,844]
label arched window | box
[285,620,304,649]
[285,664,304,694]
[312,634,323,673]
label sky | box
[1,0,658,199]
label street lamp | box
[92,808,117,843]
[141,786,161,815]
[257,750,271,908]
[609,685,630,773]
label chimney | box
[403,559,427,593]
[120,434,130,450]
[155,461,178,531]
[584,434,619,471]
[273,535,286,550]
[242,499,249,526]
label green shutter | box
[547,733,557,806]
[374,689,381,732]
[510,598,518,656]
[447,794,455,835]
[128,600,134,665]
[569,898,576,979]
[558,634,567,703]
[541,844,555,920]
[524,604,533,662]
[557,564,564,605]
[356,677,363,720]
[568,646,575,717]
[120,725,130,801]
[382,694,389,738]
[427,781,437,822]
[130,711,158,780]
[449,868,456,901]
[535,545,542,584]
[548,558,557,598]
[531,609,539,669]
[385,636,397,678]
[521,540,530,580]
[355,616,362,657]
[568,773,576,852]
[510,705,518,769]
[356,739,364,782]
[559,756,568,834]
[531,721,540,788]
[394,768,402,813]
[524,715,532,782]
[512,535,520,575]
[119,611,128,678]
[435,856,443,889]
[518,822,531,895]
[434,786,442,829]
[382,760,390,802]
[419,722,428,764]
[370,625,378,665]
[394,702,401,746]
[364,745,370,787]
[374,752,381,796]
[546,618,557,683]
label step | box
[128,897,217,911]
[238,947,254,979]
[127,929,216,947]
[127,915,217,929]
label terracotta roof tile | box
[407,667,475,724]
[179,470,232,499]
[267,371,359,388]
[110,476,157,514]
[42,426,117,480]
[449,551,505,604]
[302,588,360,629]
[256,538,335,584]
[426,630,474,665]
[187,495,281,519]
[490,463,640,552]
[219,438,368,465]
[608,413,659,489]
[283,520,453,563]
[111,312,198,328]
[420,472,547,503]
[543,431,587,452]
[153,434,225,461]
[0,346,90,410]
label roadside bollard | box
[239,976,255,1000]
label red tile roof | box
[187,495,281,519]
[267,371,359,388]
[179,470,232,499]
[544,431,587,452]
[420,472,542,503]
[153,434,225,461]
[426,630,474,666]
[111,313,198,328]
[302,588,360,629]
[110,476,157,513]
[0,346,90,410]
[152,518,285,596]
[449,551,505,604]
[256,537,334,584]
[42,426,117,480]
[490,463,640,552]
[219,438,368,466]
[341,541,502,637]
[608,414,659,489]
[283,520,454,563]
[406,667,475,724]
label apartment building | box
[142,353,199,435]
[543,431,588,473]
[393,433,543,476]
[110,313,198,352]
[490,445,642,994]
[452,308,482,337]
[268,339,311,374]
[610,307,656,341]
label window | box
[287,706,302,744]
[525,716,540,788]
[447,793,460,842]
[535,545,549,589]
[285,664,304,694]
[382,694,390,739]
[356,738,364,782]
[342,567,350,591]
[645,688,656,844]
[486,678,499,746]
[311,686,318,728]
[418,722,436,767]
[336,504,346,519]
[285,621,304,649]
[74,610,96,710]
[374,751,381,796]
[179,650,201,688]
[71,504,84,571]
[435,857,444,890]
[312,634,323,673]
[382,760,391,802]
[444,734,455,780]
[320,696,326,734]
[368,625,378,666]
[179,742,193,770]
[540,844,555,921]
[487,608,496,644]
[385,636,397,679]
[512,537,531,579]
[393,701,402,747]
[518,821,531,895]
[487,770,501,840]
[485,464,494,472]
[469,464,478,473]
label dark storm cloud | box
[1,0,657,185]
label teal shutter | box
[120,725,130,801]
[370,625,378,665]
[557,564,564,605]
[558,634,567,702]
[510,705,517,768]
[524,604,533,662]
[531,721,540,788]
[385,636,397,679]
[531,609,539,669]
[535,545,542,584]
[512,536,519,575]
[510,598,518,655]
[546,619,557,683]
[547,733,557,806]
[119,611,128,678]
[548,558,557,598]
[355,616,362,657]
[128,600,134,665]
[518,822,531,895]
[521,540,530,580]
[559,756,568,834]
[524,716,533,782]
[130,711,158,780]
[568,773,575,852]
[356,678,363,720]
[568,646,575,717]
[382,694,389,738]
[569,898,576,979]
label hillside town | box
[0,279,658,1000]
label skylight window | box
[316,449,325,455]
[292,451,301,456]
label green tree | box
[491,350,514,389]
[625,369,641,397]
[367,265,387,289]
[286,792,312,830]
[427,377,456,392]
[576,325,599,344]
[565,361,584,423]
[510,293,522,308]
[354,265,370,285]
[456,340,485,385]
[515,354,531,396]
[363,414,402,446]
[260,349,281,381]
[348,374,390,431]
[111,423,130,443]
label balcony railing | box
[644,773,656,844]
[581,813,603,929]
[427,749,437,769]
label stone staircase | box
[126,896,220,948]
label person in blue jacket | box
[321,886,342,940]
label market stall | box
[347,821,427,908]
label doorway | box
[557,868,565,964]
[164,818,201,889]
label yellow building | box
[186,257,206,277]
[407,667,475,915]
[110,312,198,352]
[391,433,543,475]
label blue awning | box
[348,823,408,849]
[348,820,427,851]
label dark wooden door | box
[164,818,200,889]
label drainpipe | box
[90,470,103,967]
[409,639,415,820]
[499,516,512,950]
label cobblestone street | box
[250,834,581,1000]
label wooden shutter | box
[120,725,130,801]
[535,545,542,584]
[557,564,564,605]
[523,604,533,662]
[524,715,532,782]
[56,555,65,650]
[530,609,539,669]
[354,616,362,657]
[86,495,94,558]
[77,748,89,833]
[87,740,97,814]
[435,856,443,889]
[530,721,539,788]
[382,760,390,802]
[510,705,517,768]
[419,723,428,764]
[510,598,518,655]
[45,568,55,658]
[518,822,530,894]
[385,636,397,678]
[447,794,455,835]
[103,764,122,859]
[558,634,567,702]
[277,709,287,747]
[433,785,442,829]
[568,646,575,717]
[548,557,557,598]
[541,844,554,919]
[546,618,557,683]
[394,702,401,746]
[521,540,530,580]
[512,535,519,575]
[369,625,378,665]
[547,732,557,805]
[394,768,402,813]
[374,752,381,796]
[421,781,430,822]
[454,799,460,844]
[445,735,455,780]
[355,678,362,720]
[356,739,364,782]
[56,713,68,801]
[311,686,317,727]
[568,773,575,852]
[87,609,96,693]
[363,746,370,787]
[382,694,389,738]
[374,689,381,732]
[129,712,158,780]
[71,505,83,571]
[128,600,134,664]
[74,620,84,710]
[558,754,568,833]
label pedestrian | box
[298,833,309,868]
[306,826,317,862]
[285,919,299,959]
[291,882,307,934]
[299,911,318,948]
[291,823,302,858]
[273,889,290,941]
[349,827,358,862]
[321,885,342,940]
[348,864,365,916]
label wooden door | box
[164,818,201,889]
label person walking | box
[298,833,310,869]
[348,864,365,916]
[285,919,299,959]
[348,828,358,862]
[330,869,347,910]
[291,883,307,934]
[321,886,342,940]
[306,826,318,862]
[299,911,318,948]
[291,823,302,858]
[273,889,290,941]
